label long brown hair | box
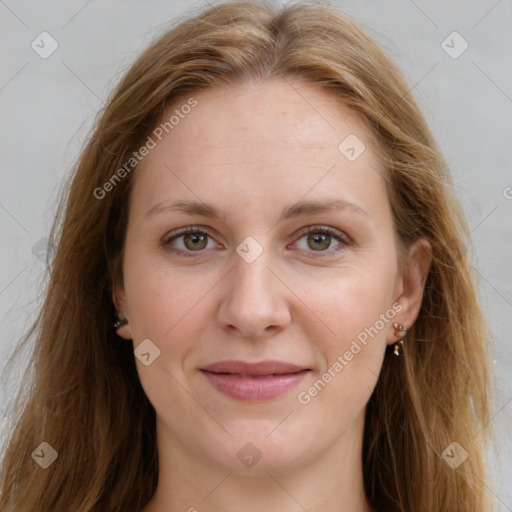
[0,1,493,510]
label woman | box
[0,1,493,511]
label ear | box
[386,238,432,346]
[113,283,133,340]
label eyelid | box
[163,225,215,243]
[296,225,350,242]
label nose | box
[216,248,291,341]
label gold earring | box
[392,322,407,356]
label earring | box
[114,313,128,330]
[392,322,407,356]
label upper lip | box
[200,360,309,376]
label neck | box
[143,411,373,512]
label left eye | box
[292,227,348,254]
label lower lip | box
[201,370,310,402]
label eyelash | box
[162,225,350,259]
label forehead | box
[130,79,388,226]
[162,79,374,153]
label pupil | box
[185,233,207,250]
[308,233,330,251]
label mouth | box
[199,360,311,402]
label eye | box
[163,227,221,257]
[163,225,350,258]
[291,226,349,255]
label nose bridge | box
[217,241,290,337]
[230,244,276,309]
[231,232,274,297]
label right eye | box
[163,227,223,257]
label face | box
[115,79,427,474]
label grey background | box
[1,0,511,508]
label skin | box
[114,79,431,512]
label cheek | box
[122,260,216,413]
[303,261,396,346]
[295,265,396,406]
[122,246,220,341]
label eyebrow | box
[145,198,368,221]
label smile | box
[199,360,311,402]
[201,370,310,401]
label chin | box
[205,428,311,474]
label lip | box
[200,360,310,402]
